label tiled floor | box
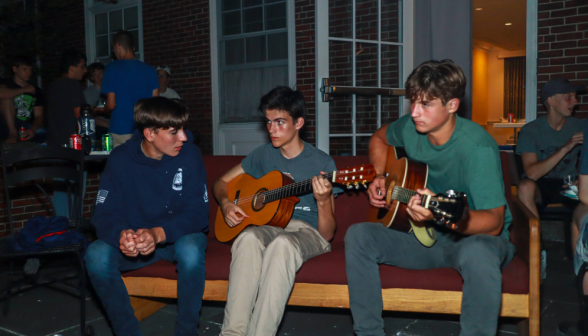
[0,239,581,336]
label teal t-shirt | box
[241,142,343,230]
[386,114,512,241]
[515,116,584,179]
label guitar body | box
[367,147,437,247]
[215,171,300,243]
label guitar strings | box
[233,172,335,206]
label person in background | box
[46,49,87,147]
[516,78,586,218]
[0,55,45,144]
[100,30,159,148]
[84,62,110,135]
[86,97,208,336]
[155,65,181,99]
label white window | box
[218,0,291,123]
[84,0,143,64]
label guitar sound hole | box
[252,189,268,212]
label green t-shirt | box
[386,114,512,241]
[515,116,585,179]
[241,142,343,230]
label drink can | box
[508,113,514,123]
[69,134,82,150]
[18,127,26,141]
[102,134,113,152]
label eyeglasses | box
[158,74,169,78]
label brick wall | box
[537,0,588,117]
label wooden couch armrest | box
[509,198,541,335]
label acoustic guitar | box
[367,146,467,247]
[215,164,376,242]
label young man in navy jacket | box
[85,97,208,336]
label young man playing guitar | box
[213,86,342,336]
[345,60,516,336]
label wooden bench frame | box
[122,199,540,335]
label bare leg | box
[518,179,541,218]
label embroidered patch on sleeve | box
[96,190,109,204]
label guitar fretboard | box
[263,172,334,203]
[391,186,419,203]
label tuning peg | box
[347,184,353,189]
[446,190,456,197]
[355,182,359,189]
[363,183,367,188]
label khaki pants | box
[111,133,132,148]
[220,219,331,336]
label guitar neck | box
[264,172,334,203]
[391,186,436,205]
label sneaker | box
[558,321,588,336]
[23,258,40,275]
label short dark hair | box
[86,62,105,81]
[134,97,190,135]
[11,55,34,68]
[405,59,466,105]
[258,86,307,121]
[112,30,135,51]
[59,49,87,74]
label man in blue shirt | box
[100,30,159,148]
[85,97,208,336]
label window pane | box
[223,11,242,36]
[246,36,266,63]
[225,39,245,65]
[244,0,262,7]
[355,43,378,87]
[355,0,378,41]
[381,45,401,88]
[96,35,109,57]
[268,32,287,60]
[265,0,283,3]
[109,10,123,32]
[381,96,400,125]
[330,137,353,156]
[265,3,286,30]
[356,96,379,134]
[97,57,112,65]
[96,13,108,35]
[124,7,138,30]
[382,0,401,43]
[223,0,240,11]
[356,136,371,156]
[329,0,352,39]
[221,66,288,123]
[130,30,140,51]
[329,41,353,134]
[244,7,263,33]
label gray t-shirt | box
[241,142,343,229]
[516,116,585,179]
[84,85,106,108]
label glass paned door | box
[316,0,409,155]
[93,5,140,64]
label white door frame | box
[525,0,538,123]
[210,0,297,155]
[315,0,414,154]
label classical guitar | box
[367,146,467,247]
[215,164,376,242]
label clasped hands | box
[119,228,158,257]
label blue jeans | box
[345,223,515,336]
[85,232,207,336]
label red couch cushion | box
[122,153,529,296]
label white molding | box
[402,0,414,116]
[525,0,538,123]
[209,0,220,155]
[315,0,329,153]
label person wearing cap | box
[156,65,181,99]
[516,77,586,219]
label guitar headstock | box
[425,190,468,226]
[332,164,376,189]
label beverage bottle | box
[78,104,96,149]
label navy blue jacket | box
[93,130,209,248]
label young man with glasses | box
[156,65,181,99]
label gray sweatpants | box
[344,222,515,336]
